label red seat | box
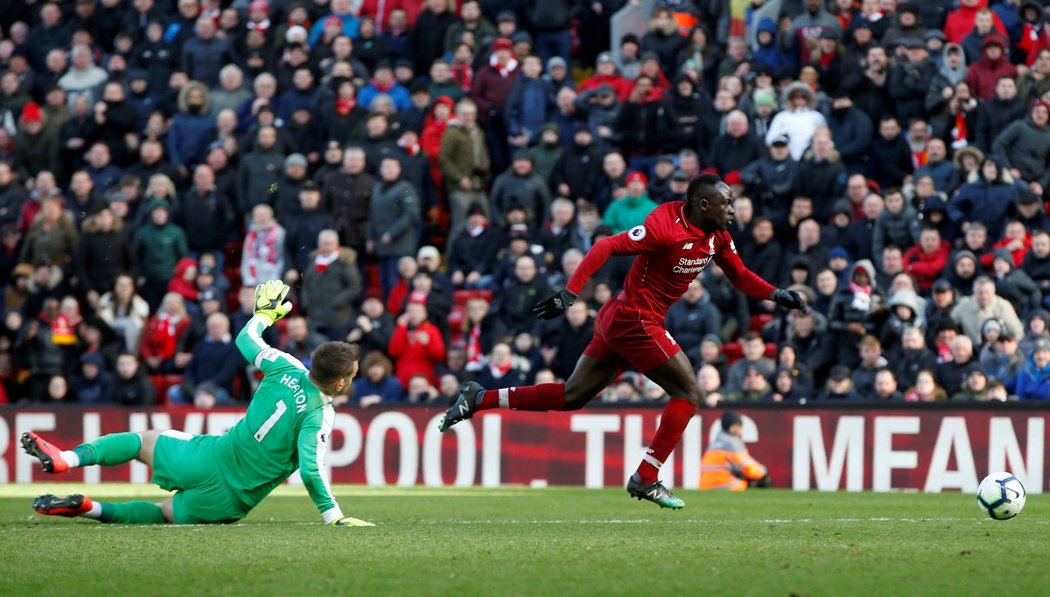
[453,289,495,307]
[750,313,774,332]
[149,374,184,406]
[764,342,778,359]
[722,341,743,364]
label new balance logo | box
[682,242,694,250]
[458,401,471,416]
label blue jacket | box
[187,337,242,394]
[357,83,412,112]
[351,376,405,404]
[914,159,959,194]
[276,88,318,121]
[1014,358,1050,400]
[753,18,793,71]
[506,76,554,142]
[168,112,215,169]
[825,106,873,168]
[308,13,360,46]
[948,173,1018,240]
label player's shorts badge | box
[628,225,647,241]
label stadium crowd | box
[0,0,1049,406]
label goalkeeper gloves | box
[770,288,808,313]
[253,280,293,325]
[329,516,376,527]
[533,288,577,320]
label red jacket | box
[990,232,1033,267]
[140,314,190,362]
[966,38,1019,101]
[388,320,446,386]
[577,73,633,102]
[944,0,1007,44]
[471,62,518,124]
[903,240,952,291]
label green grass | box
[1,485,1046,595]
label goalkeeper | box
[22,280,373,527]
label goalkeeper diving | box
[21,280,373,527]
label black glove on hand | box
[533,288,577,320]
[771,288,808,313]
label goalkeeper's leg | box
[33,494,172,523]
[22,429,164,473]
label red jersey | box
[567,202,775,316]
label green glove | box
[253,280,292,325]
[329,516,376,527]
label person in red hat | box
[602,171,658,234]
[471,35,518,173]
[440,173,807,510]
[387,290,446,386]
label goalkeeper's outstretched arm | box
[297,423,343,524]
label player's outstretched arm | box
[236,280,294,366]
[715,245,808,312]
[296,425,373,526]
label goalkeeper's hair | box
[686,173,724,206]
[310,341,361,385]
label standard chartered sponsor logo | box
[672,256,711,274]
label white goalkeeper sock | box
[60,451,80,468]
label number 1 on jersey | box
[255,401,288,442]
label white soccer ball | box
[976,472,1027,520]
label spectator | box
[388,292,446,386]
[301,229,362,341]
[181,311,241,399]
[439,98,491,246]
[827,259,881,368]
[448,203,499,289]
[20,195,79,273]
[967,36,1018,102]
[346,296,395,362]
[993,99,1050,200]
[993,249,1042,315]
[351,351,405,406]
[475,341,530,389]
[902,227,952,293]
[870,115,913,191]
[1019,49,1050,104]
[494,255,549,335]
[975,76,1024,152]
[551,128,603,204]
[181,17,229,89]
[535,300,591,380]
[58,45,108,108]
[949,157,1018,243]
[367,156,421,296]
[174,165,233,257]
[1022,230,1050,305]
[96,274,150,353]
[237,126,284,215]
[871,189,920,270]
[132,200,188,310]
[665,278,722,366]
[952,276,1025,344]
[490,151,551,226]
[167,81,215,178]
[240,204,286,287]
[103,352,154,406]
[1015,336,1050,399]
[711,110,764,177]
[867,368,904,401]
[795,126,845,218]
[603,171,657,234]
[820,364,860,400]
[74,205,132,300]
[724,364,772,402]
[140,292,190,373]
[70,352,114,405]
[723,332,775,396]
[506,56,554,147]
[766,82,826,160]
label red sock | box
[477,383,567,411]
[636,397,697,484]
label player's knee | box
[681,388,703,407]
[564,393,589,410]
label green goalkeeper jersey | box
[216,315,344,523]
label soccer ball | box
[976,472,1026,520]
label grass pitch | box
[1,485,1046,595]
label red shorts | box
[582,298,681,373]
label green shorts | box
[152,431,250,525]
